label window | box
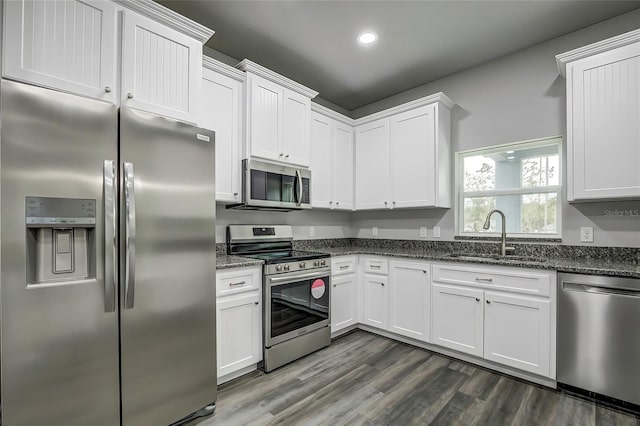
[456,137,561,238]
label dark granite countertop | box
[216,255,264,270]
[215,239,639,278]
[316,246,640,279]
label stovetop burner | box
[243,250,330,264]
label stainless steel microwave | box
[227,159,311,211]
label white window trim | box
[454,135,563,239]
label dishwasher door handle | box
[563,281,640,298]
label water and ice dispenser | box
[26,196,96,286]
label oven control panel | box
[267,260,328,275]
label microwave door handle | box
[295,170,302,206]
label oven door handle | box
[268,270,329,285]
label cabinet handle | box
[104,86,112,93]
[423,270,427,274]
[279,153,284,157]
[329,201,333,204]
[339,265,349,270]
[381,282,385,286]
[285,154,290,158]
[486,300,491,304]
[384,201,388,206]
[370,264,381,269]
[254,301,259,305]
[475,277,493,283]
[233,192,238,196]
[333,284,337,287]
[336,201,340,206]
[393,201,396,205]
[127,92,134,99]
[475,297,480,302]
[229,281,246,287]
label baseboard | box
[218,364,259,386]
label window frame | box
[454,136,563,239]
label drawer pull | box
[475,297,480,302]
[229,281,246,287]
[486,300,491,304]
[333,284,337,287]
[475,277,493,283]
[370,264,381,269]
[254,301,259,305]
[339,265,349,270]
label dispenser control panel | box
[26,197,96,227]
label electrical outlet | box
[419,227,427,238]
[372,227,378,237]
[309,226,315,237]
[580,226,594,243]
[433,226,441,238]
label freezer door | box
[0,80,120,425]
[119,107,217,425]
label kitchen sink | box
[445,252,548,264]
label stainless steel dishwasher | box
[558,273,640,408]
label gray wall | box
[349,8,640,247]
[215,10,640,248]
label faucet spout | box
[483,209,511,256]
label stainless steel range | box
[227,225,331,372]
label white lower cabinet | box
[331,274,358,332]
[483,291,550,377]
[431,283,484,357]
[216,266,262,383]
[362,273,388,329]
[388,260,430,342]
[431,264,555,378]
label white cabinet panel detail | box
[388,261,430,342]
[4,0,116,102]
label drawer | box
[331,256,356,276]
[362,257,388,275]
[216,267,261,297]
[432,264,552,297]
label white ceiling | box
[157,1,640,111]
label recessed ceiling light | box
[507,156,515,160]
[358,32,377,45]
[506,150,515,154]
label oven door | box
[265,268,330,347]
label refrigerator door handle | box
[103,160,117,313]
[124,162,136,309]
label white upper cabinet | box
[3,0,117,102]
[3,0,213,123]
[310,105,354,210]
[355,118,391,210]
[120,9,202,123]
[557,29,640,201]
[238,60,318,167]
[355,93,453,210]
[200,57,244,203]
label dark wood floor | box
[194,330,640,425]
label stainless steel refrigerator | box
[0,80,217,425]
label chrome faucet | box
[483,209,514,257]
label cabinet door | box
[283,89,311,167]
[216,292,262,379]
[333,121,354,210]
[121,10,202,123]
[389,105,436,208]
[3,0,116,102]
[331,273,357,333]
[355,119,390,210]
[201,69,241,203]
[310,112,333,209]
[362,273,388,329]
[484,292,550,377]
[568,42,640,200]
[431,284,483,357]
[248,74,283,162]
[388,261,430,342]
